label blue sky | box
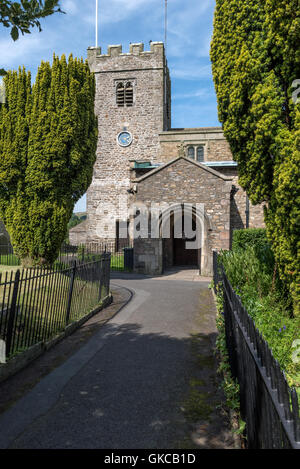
[0,0,220,212]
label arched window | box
[116,83,125,107]
[125,82,133,107]
[197,146,204,162]
[188,146,195,160]
[116,81,134,107]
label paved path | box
[0,273,234,449]
[152,267,211,283]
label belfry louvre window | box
[116,81,134,107]
[125,82,133,106]
[116,83,125,107]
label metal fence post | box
[6,269,20,357]
[65,261,76,325]
[98,256,103,302]
[107,253,111,293]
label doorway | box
[173,237,199,266]
[163,210,201,270]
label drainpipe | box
[245,196,250,229]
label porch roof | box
[132,156,233,183]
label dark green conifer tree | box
[0,55,97,266]
[211,0,300,313]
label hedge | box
[232,228,268,252]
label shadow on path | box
[2,320,234,449]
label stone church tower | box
[74,40,266,275]
[86,42,171,243]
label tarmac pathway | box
[0,271,234,449]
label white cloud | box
[0,33,54,68]
[172,102,220,128]
[166,0,213,58]
[83,0,157,26]
[173,88,212,100]
[62,0,79,15]
[171,63,212,81]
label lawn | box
[0,265,22,274]
[111,253,125,271]
[0,254,21,266]
[0,263,110,358]
[0,252,126,271]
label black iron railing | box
[58,241,133,272]
[0,254,111,359]
[0,241,134,272]
[0,243,20,266]
[213,251,300,449]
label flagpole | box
[164,0,168,126]
[96,0,98,47]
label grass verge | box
[214,284,246,446]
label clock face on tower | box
[117,131,132,147]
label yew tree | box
[211,0,300,314]
[0,55,97,266]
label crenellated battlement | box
[87,42,165,62]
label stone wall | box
[158,128,233,163]
[69,220,88,246]
[134,238,163,275]
[86,42,170,243]
[131,157,233,275]
[217,168,266,240]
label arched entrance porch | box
[159,204,208,274]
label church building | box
[73,41,265,276]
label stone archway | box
[159,203,210,275]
